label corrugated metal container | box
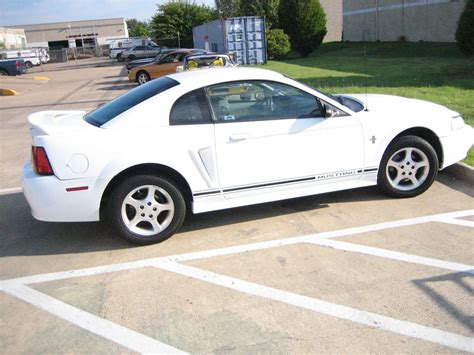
[193,16,267,65]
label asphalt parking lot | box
[0,59,473,353]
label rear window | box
[85,77,179,127]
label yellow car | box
[128,49,205,85]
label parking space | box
[0,61,473,353]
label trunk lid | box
[28,110,93,139]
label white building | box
[0,27,27,49]
[6,18,129,49]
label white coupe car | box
[23,68,473,244]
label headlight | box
[451,115,465,130]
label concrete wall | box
[6,18,128,48]
[321,0,343,42]
[0,28,27,49]
[343,0,466,42]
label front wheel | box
[108,175,186,245]
[136,71,150,85]
[378,136,438,198]
[25,61,33,68]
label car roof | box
[167,67,285,87]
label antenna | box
[362,9,369,111]
[364,42,369,111]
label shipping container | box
[193,16,267,65]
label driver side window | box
[206,80,323,123]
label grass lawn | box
[264,42,474,166]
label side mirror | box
[324,106,337,118]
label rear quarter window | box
[85,77,179,127]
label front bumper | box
[22,162,107,222]
[440,125,474,169]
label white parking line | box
[0,187,22,196]
[1,209,473,352]
[435,217,474,228]
[4,283,186,354]
[308,239,474,274]
[153,260,474,353]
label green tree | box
[151,2,217,48]
[127,18,151,37]
[278,0,327,56]
[215,0,241,18]
[455,0,474,56]
[266,28,290,59]
[239,0,279,28]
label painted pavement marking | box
[1,209,473,353]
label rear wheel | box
[108,175,186,245]
[136,71,150,85]
[116,53,123,62]
[0,69,8,76]
[378,136,438,198]
[128,54,136,61]
[25,61,33,68]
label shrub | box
[456,0,474,56]
[278,0,327,57]
[266,28,291,59]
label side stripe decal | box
[193,168,378,197]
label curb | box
[444,162,474,183]
[0,88,18,96]
[34,76,49,81]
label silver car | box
[121,45,162,61]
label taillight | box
[16,60,20,69]
[32,146,54,175]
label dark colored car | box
[0,58,27,76]
[125,48,177,72]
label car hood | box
[346,94,459,117]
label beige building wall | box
[0,28,27,49]
[7,18,128,47]
[343,0,466,42]
[321,0,343,42]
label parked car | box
[22,68,473,245]
[0,58,27,76]
[128,49,206,85]
[125,48,177,72]
[23,68,473,244]
[108,37,157,61]
[120,45,163,62]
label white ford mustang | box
[23,68,473,244]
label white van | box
[0,49,42,68]
[108,37,157,61]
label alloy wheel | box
[121,185,175,236]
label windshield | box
[288,76,347,106]
[84,77,179,127]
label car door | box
[207,80,365,196]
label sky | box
[0,0,215,26]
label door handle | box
[229,133,248,142]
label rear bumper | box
[440,125,474,169]
[22,162,108,222]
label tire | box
[128,54,136,61]
[108,175,186,245]
[0,69,8,76]
[136,70,150,85]
[116,53,123,62]
[25,61,33,68]
[378,135,438,198]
